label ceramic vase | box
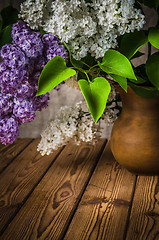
[110,85,159,175]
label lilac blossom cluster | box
[19,0,145,60]
[0,21,68,145]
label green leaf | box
[148,27,159,49]
[36,56,76,96]
[129,75,147,85]
[110,74,127,92]
[1,6,19,28]
[99,49,137,80]
[145,52,159,89]
[78,77,111,123]
[120,30,148,59]
[129,82,159,98]
[0,24,13,50]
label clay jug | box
[110,85,159,175]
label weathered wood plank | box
[64,141,137,240]
[0,139,64,235]
[126,176,159,240]
[0,139,106,240]
[0,139,32,173]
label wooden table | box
[0,139,158,240]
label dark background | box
[0,0,22,10]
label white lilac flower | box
[20,0,145,60]
[37,92,120,156]
[19,0,46,30]
[37,101,100,155]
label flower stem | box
[85,71,91,83]
[89,64,99,70]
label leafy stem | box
[89,64,99,71]
[87,67,100,74]
[82,61,91,68]
[84,71,91,83]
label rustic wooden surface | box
[0,139,158,240]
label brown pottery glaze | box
[110,85,159,175]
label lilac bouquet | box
[0,21,68,145]
[0,0,146,150]
[1,0,159,155]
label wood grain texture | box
[64,141,137,240]
[0,139,63,235]
[0,139,106,240]
[0,139,32,173]
[126,176,159,240]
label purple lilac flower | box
[43,34,69,62]
[1,44,28,70]
[11,21,31,42]
[0,116,20,145]
[0,21,69,145]
[0,62,7,86]
[28,71,41,91]
[16,81,35,97]
[0,94,13,116]
[13,97,36,123]
[1,44,18,59]
[42,34,59,45]
[1,68,29,94]
[12,21,43,58]
[34,93,50,111]
[18,33,43,58]
[0,62,7,74]
[34,56,46,71]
